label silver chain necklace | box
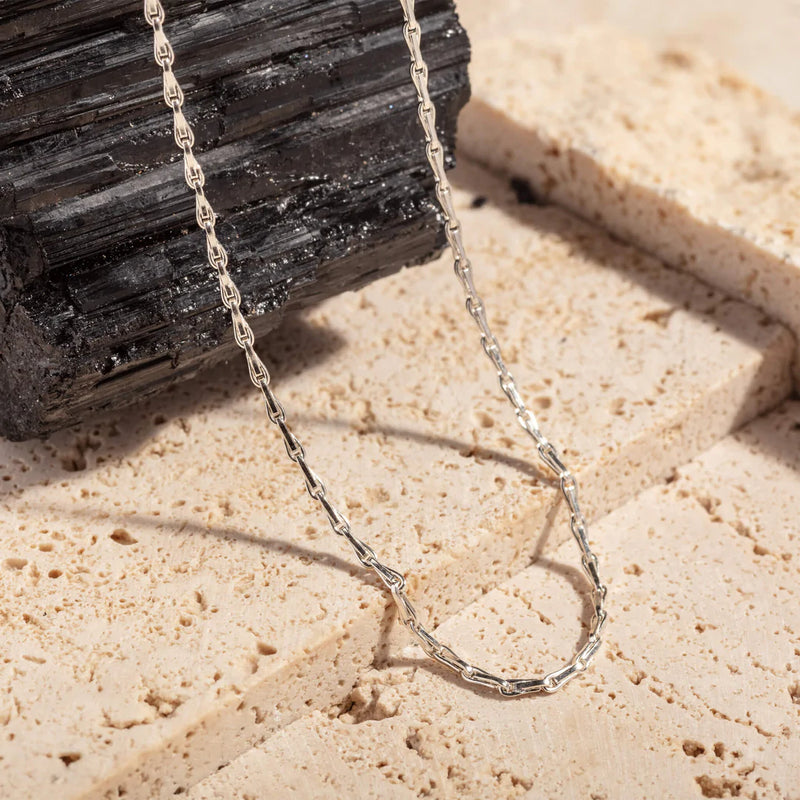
[142,0,607,695]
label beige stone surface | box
[189,403,800,800]
[674,401,800,566]
[458,28,800,379]
[454,0,800,109]
[0,163,792,799]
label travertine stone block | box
[190,403,800,800]
[0,164,792,799]
[674,401,800,566]
[453,0,800,109]
[458,27,800,379]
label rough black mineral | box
[0,0,471,439]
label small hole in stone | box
[471,195,487,209]
[61,454,87,472]
[788,682,800,705]
[474,411,494,428]
[154,414,167,425]
[4,557,28,570]
[110,529,138,546]
[610,397,626,416]
[48,569,63,579]
[509,176,542,205]
[256,642,277,656]
[59,753,81,766]
[682,740,705,757]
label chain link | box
[142,0,606,695]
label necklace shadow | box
[12,377,592,702]
[362,495,599,702]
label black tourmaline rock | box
[0,0,471,440]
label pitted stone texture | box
[190,404,800,800]
[674,400,800,567]
[454,0,800,109]
[0,164,792,799]
[459,27,800,379]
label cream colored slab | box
[458,27,800,379]
[0,164,792,799]
[674,400,800,566]
[191,406,800,799]
[453,0,800,109]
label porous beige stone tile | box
[0,164,792,799]
[674,400,800,566]
[458,27,800,379]
[453,0,800,109]
[189,405,800,799]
